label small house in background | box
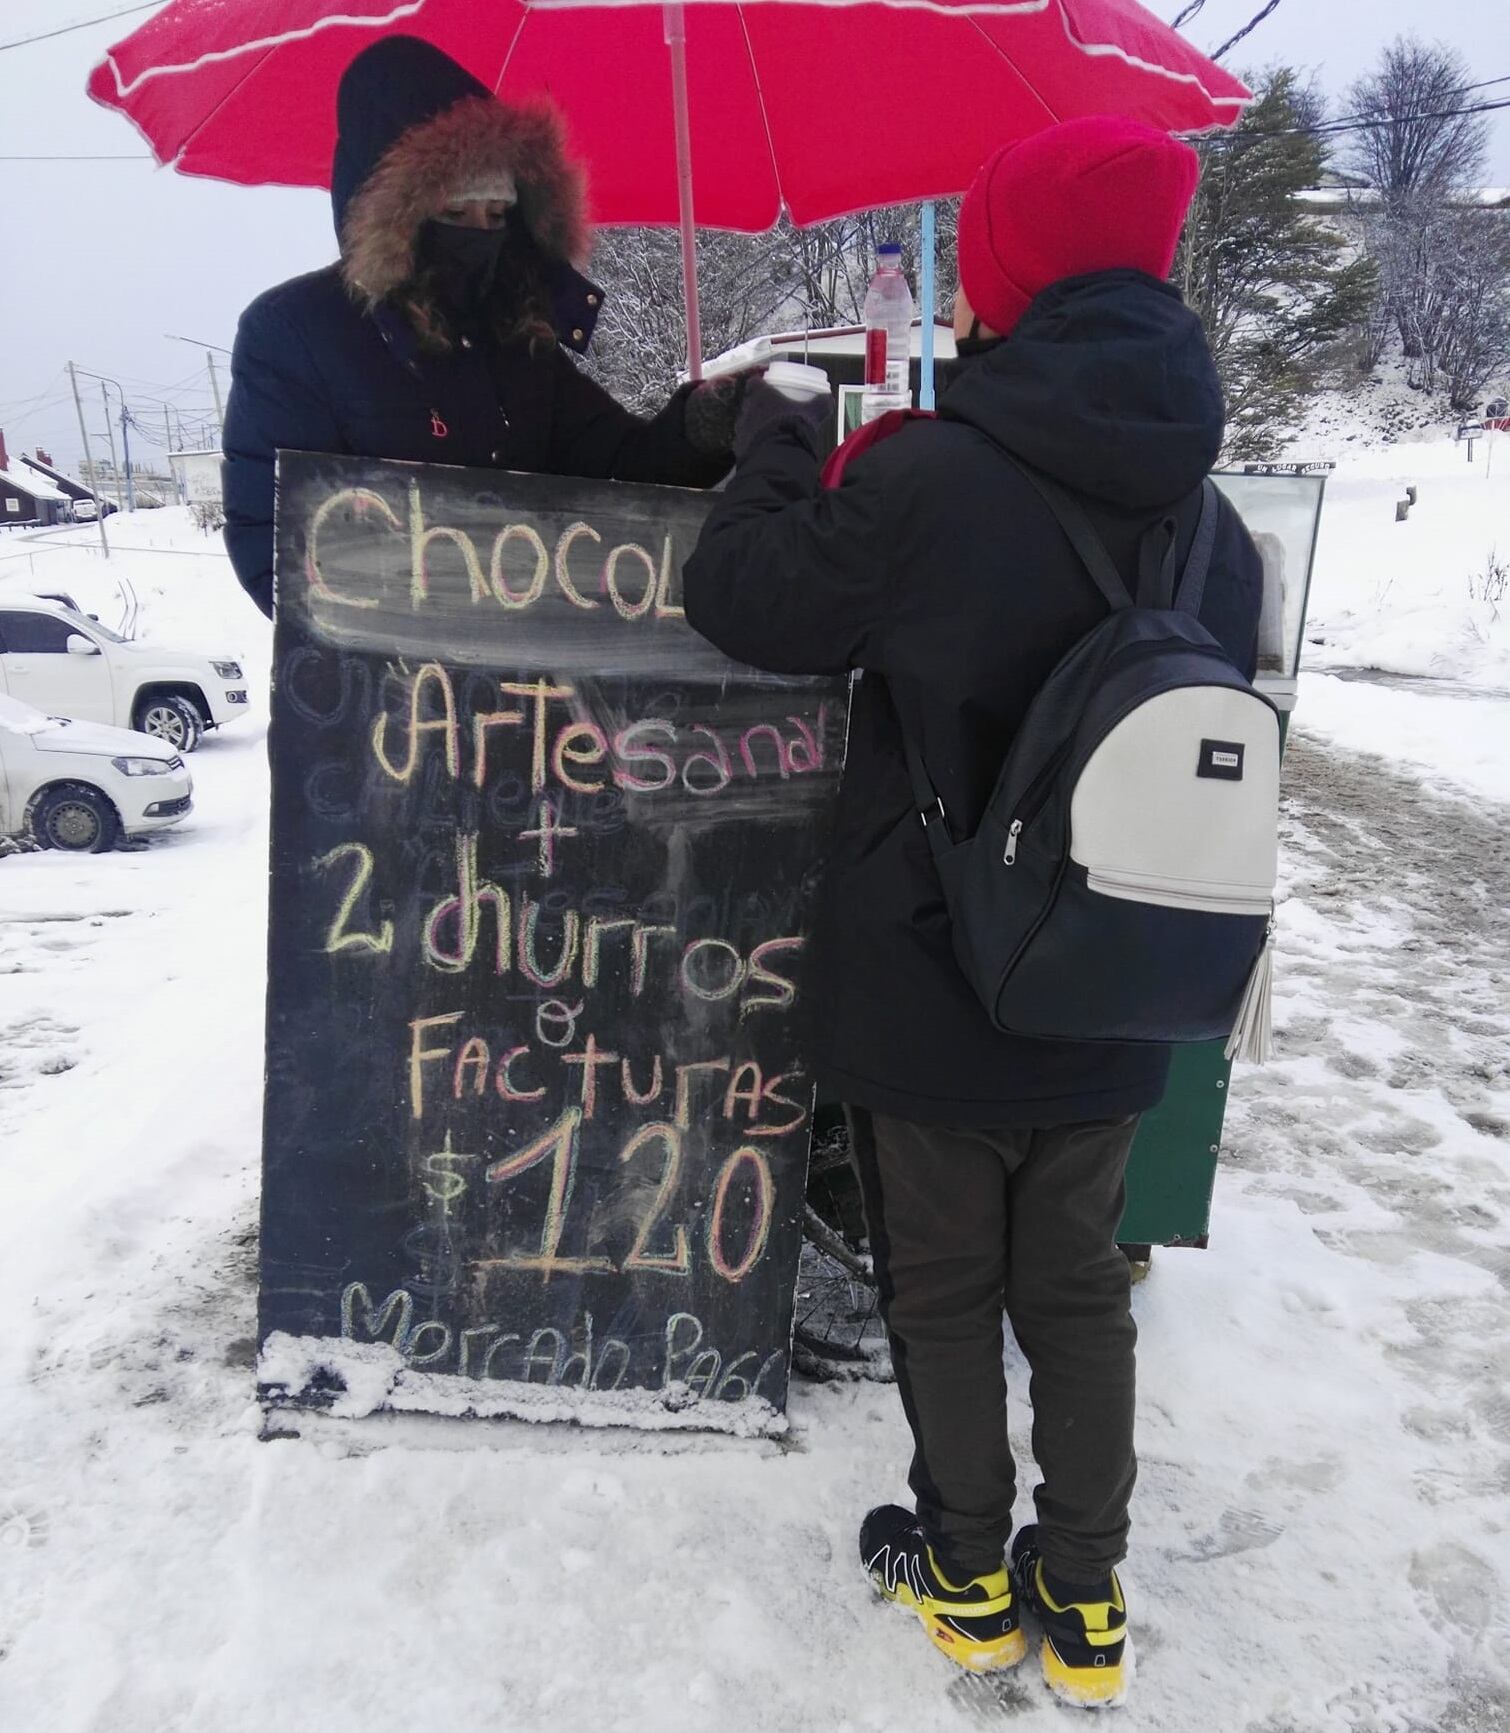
[704,320,957,447]
[18,448,107,516]
[0,430,68,527]
[168,448,224,508]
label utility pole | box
[163,335,231,439]
[117,398,136,512]
[119,398,136,513]
[206,351,225,438]
[67,361,109,559]
[100,383,124,513]
[163,405,183,503]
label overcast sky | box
[1,0,1506,475]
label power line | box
[104,364,213,396]
[0,4,161,54]
[1199,94,1510,146]
[1212,0,1284,63]
[0,392,76,431]
[1309,96,1510,138]
[0,370,68,418]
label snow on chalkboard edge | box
[256,1332,789,1441]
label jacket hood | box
[333,36,589,308]
[940,271,1224,511]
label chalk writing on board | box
[258,456,850,1426]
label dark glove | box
[732,376,832,463]
[683,368,762,458]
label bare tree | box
[1358,202,1510,405]
[584,226,794,410]
[1413,210,1510,407]
[779,200,959,329]
[1347,38,1496,369]
[1345,37,1489,213]
[585,198,960,414]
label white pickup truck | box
[0,595,249,752]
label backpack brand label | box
[1198,739,1245,781]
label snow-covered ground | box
[1,495,1507,1732]
[1302,426,1509,694]
[1293,417,1510,810]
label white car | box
[0,693,193,852]
[0,596,249,753]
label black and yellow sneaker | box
[859,1505,1026,1674]
[1010,1526,1130,1709]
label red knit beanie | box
[957,116,1200,338]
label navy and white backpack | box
[903,459,1279,1061]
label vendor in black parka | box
[223,36,735,616]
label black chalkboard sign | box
[257,453,849,1432]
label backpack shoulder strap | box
[995,453,1134,612]
[1137,516,1179,610]
[894,445,1137,852]
[1173,480,1220,618]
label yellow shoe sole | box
[1041,1636,1130,1709]
[876,1581,1028,1675]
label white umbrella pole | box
[663,3,703,380]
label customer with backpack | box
[683,117,1266,1708]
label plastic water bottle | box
[861,242,914,425]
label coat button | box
[586,294,599,308]
[572,327,585,342]
[491,450,503,463]
[460,335,473,349]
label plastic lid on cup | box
[764,360,832,401]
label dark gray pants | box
[851,1110,1140,1583]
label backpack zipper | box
[1001,660,1274,869]
[1001,740,1072,864]
[1084,868,1273,916]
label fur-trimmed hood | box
[333,36,589,309]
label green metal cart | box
[1118,466,1329,1251]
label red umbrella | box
[88,0,1248,369]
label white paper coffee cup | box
[764,360,832,402]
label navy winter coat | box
[223,37,727,617]
[685,272,1264,1128]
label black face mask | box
[417,219,508,317]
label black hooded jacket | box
[223,37,726,617]
[684,271,1263,1127]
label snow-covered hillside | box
[0,485,1506,1733]
[1295,419,1510,805]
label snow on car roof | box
[0,589,72,614]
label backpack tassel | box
[1224,922,1274,1065]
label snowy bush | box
[1469,550,1508,618]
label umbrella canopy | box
[87,0,1249,229]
